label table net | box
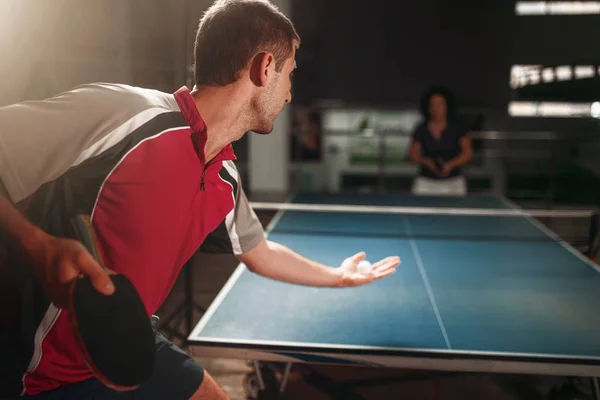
[249,193,598,255]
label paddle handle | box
[71,214,109,272]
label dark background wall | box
[2,0,599,133]
[291,0,600,132]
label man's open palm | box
[337,252,400,287]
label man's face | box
[251,48,296,135]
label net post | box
[589,212,599,258]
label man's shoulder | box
[49,83,184,129]
[0,82,180,121]
[68,82,177,108]
[70,82,164,94]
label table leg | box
[253,360,266,391]
[279,363,293,393]
[159,261,206,343]
[184,260,194,334]
[593,377,600,400]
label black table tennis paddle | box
[68,214,155,391]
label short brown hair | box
[194,0,301,87]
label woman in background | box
[409,85,473,196]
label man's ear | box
[249,52,275,87]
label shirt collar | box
[173,86,236,163]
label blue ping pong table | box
[188,193,600,397]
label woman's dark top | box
[411,120,468,180]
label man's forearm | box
[239,240,343,287]
[0,192,46,252]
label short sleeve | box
[199,162,265,255]
[411,123,425,144]
[0,86,122,203]
[228,182,265,254]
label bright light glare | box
[556,66,572,81]
[591,102,600,118]
[516,1,547,15]
[542,68,555,83]
[516,1,600,15]
[509,101,593,117]
[575,66,595,79]
[509,102,538,116]
[510,65,543,88]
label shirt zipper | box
[200,146,236,191]
[200,159,213,191]
[200,160,215,191]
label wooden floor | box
[154,211,591,400]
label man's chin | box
[251,125,274,135]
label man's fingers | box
[374,269,396,280]
[342,255,399,287]
[350,269,396,286]
[373,265,398,277]
[75,249,115,295]
[372,256,400,271]
[374,261,400,273]
[349,251,366,263]
[370,257,400,279]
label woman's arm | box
[441,134,473,176]
[409,141,438,174]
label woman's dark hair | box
[419,85,457,121]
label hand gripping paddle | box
[68,214,155,391]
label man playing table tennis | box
[0,0,399,399]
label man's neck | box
[190,84,250,162]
